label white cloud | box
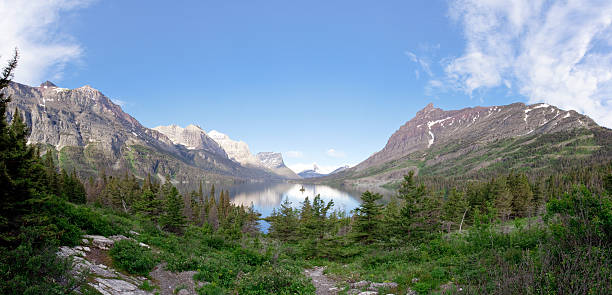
[111,98,127,107]
[325,148,346,158]
[405,51,433,77]
[445,0,612,127]
[285,150,303,158]
[0,0,93,85]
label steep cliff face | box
[5,81,176,155]
[3,82,283,185]
[207,130,262,167]
[4,81,302,185]
[256,152,300,179]
[152,124,227,157]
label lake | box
[226,182,364,216]
[220,182,365,231]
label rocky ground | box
[58,234,204,295]
[304,266,408,295]
[60,235,416,295]
[57,235,153,295]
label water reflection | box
[224,182,363,219]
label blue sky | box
[2,0,612,173]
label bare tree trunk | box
[121,199,128,213]
[459,207,468,232]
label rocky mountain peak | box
[208,130,229,140]
[40,81,57,88]
[414,102,443,119]
[153,124,226,156]
[185,124,203,131]
[207,130,261,166]
[256,152,285,169]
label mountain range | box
[4,81,299,190]
[5,81,611,191]
[321,102,612,189]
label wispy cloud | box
[405,51,433,78]
[285,150,303,158]
[444,0,612,127]
[111,98,127,107]
[0,0,94,85]
[325,148,346,158]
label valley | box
[1,66,612,295]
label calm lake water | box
[226,182,362,217]
[219,182,365,231]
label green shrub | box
[193,256,240,288]
[235,263,316,295]
[139,280,155,291]
[232,247,268,266]
[197,284,224,295]
[0,227,85,295]
[110,239,157,275]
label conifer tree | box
[353,191,383,244]
[160,185,186,233]
[508,173,534,217]
[208,196,219,231]
[398,171,428,239]
[267,198,299,241]
[189,190,200,223]
[382,199,403,240]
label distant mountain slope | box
[204,130,300,179]
[256,152,300,179]
[298,164,326,178]
[207,130,262,166]
[3,82,290,186]
[152,124,227,156]
[325,102,612,188]
[329,165,350,175]
[298,164,351,179]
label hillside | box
[3,81,296,188]
[324,102,612,189]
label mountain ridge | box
[322,102,611,189]
[3,81,295,188]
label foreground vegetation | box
[1,53,611,294]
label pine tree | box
[267,198,299,241]
[508,173,534,217]
[382,199,403,240]
[208,195,219,231]
[353,191,383,244]
[189,190,201,223]
[42,150,60,195]
[160,185,186,233]
[398,171,428,240]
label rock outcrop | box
[57,234,153,295]
[207,130,262,166]
[256,152,300,179]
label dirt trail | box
[150,262,199,295]
[304,266,340,295]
